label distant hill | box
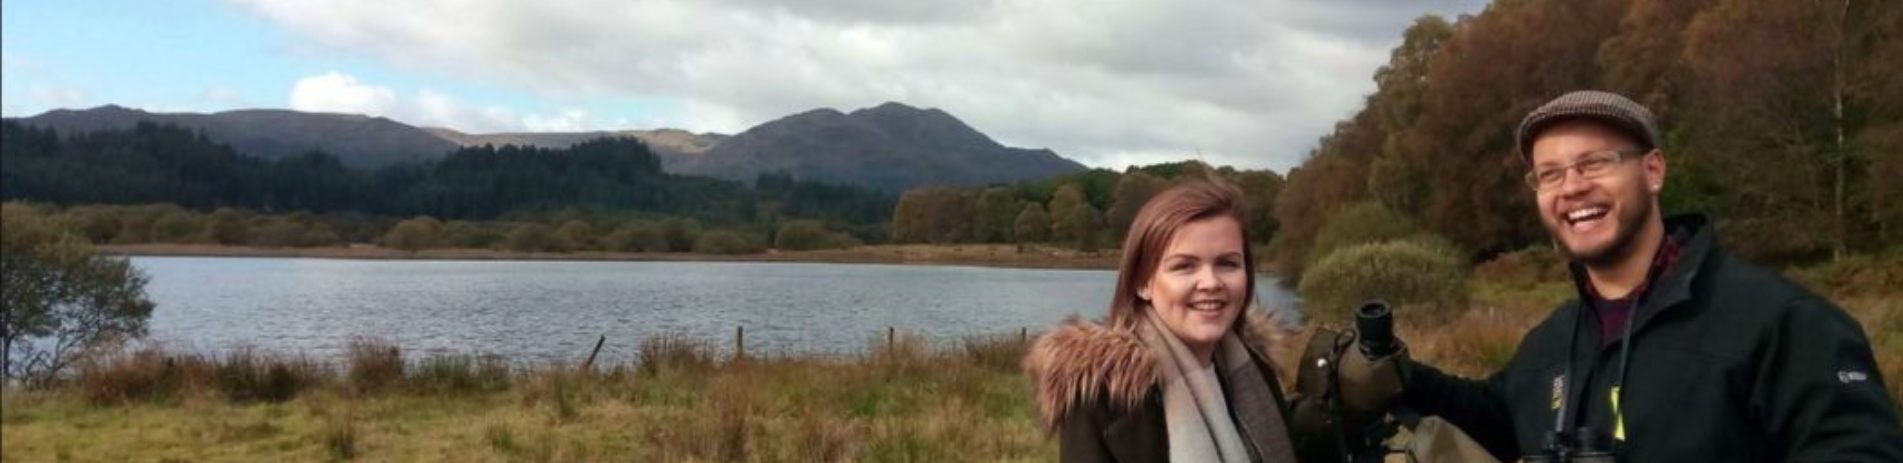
[11,102,1087,191]
[425,127,728,166]
[15,105,456,169]
[680,102,1086,191]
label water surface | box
[136,257,1298,364]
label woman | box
[1023,179,1328,462]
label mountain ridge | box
[10,103,1086,191]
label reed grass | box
[4,331,1051,462]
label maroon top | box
[1582,236,1681,346]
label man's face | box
[1528,121,1665,265]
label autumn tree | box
[1048,185,1089,244]
[1107,171,1168,241]
[926,190,976,244]
[1230,170,1285,244]
[892,189,932,243]
[973,187,1018,243]
[1014,202,1051,243]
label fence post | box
[581,334,606,371]
[735,325,746,361]
[1020,327,1028,344]
[887,326,896,352]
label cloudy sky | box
[0,0,1489,172]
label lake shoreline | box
[99,242,1125,271]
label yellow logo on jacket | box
[1610,386,1626,441]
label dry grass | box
[72,344,327,405]
[343,338,404,396]
[3,331,1052,462]
[10,256,1898,461]
[1839,296,1903,416]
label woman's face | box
[1142,215,1248,359]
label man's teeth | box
[1566,207,1607,222]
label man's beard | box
[1558,192,1654,267]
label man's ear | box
[1644,149,1667,193]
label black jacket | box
[1402,214,1902,462]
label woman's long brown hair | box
[1105,177,1258,330]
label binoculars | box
[1520,429,1616,463]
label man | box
[1392,90,1903,461]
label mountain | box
[678,102,1086,191]
[12,102,1088,191]
[16,105,456,168]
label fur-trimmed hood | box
[1020,309,1298,431]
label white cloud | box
[521,108,592,132]
[289,71,397,115]
[203,86,250,108]
[235,0,1489,170]
[414,88,521,133]
[29,86,90,109]
[284,71,617,134]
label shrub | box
[247,218,302,248]
[1786,253,1903,298]
[505,223,560,253]
[639,333,716,375]
[554,220,598,251]
[409,355,511,394]
[58,206,125,243]
[600,220,671,253]
[661,218,703,252]
[151,211,204,243]
[1297,235,1470,323]
[693,230,766,254]
[1476,244,1571,288]
[380,216,446,252]
[1306,201,1422,267]
[212,347,323,403]
[775,220,858,251]
[206,208,250,245]
[73,346,209,404]
[960,333,1028,373]
[345,338,404,395]
[443,220,504,249]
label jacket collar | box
[1564,213,1715,343]
[1021,309,1295,431]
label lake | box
[134,257,1299,364]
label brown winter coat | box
[1023,311,1338,462]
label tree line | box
[1268,0,1903,282]
[887,161,1284,251]
[0,121,896,249]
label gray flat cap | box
[1515,90,1660,161]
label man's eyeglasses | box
[1524,149,1642,191]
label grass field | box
[4,257,1898,462]
[1,333,1049,462]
